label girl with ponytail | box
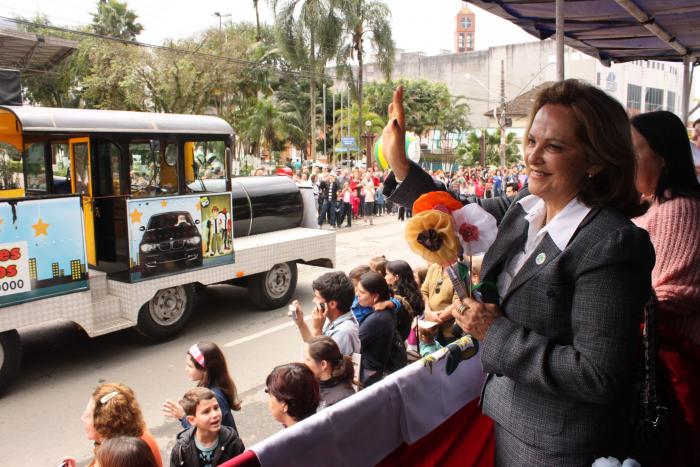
[304,336,356,410]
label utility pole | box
[499,60,507,167]
[323,84,327,160]
[213,12,231,32]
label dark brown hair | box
[179,387,217,417]
[526,79,647,218]
[95,436,158,467]
[91,383,145,439]
[311,271,356,312]
[359,271,391,301]
[307,336,354,386]
[189,341,241,411]
[265,363,319,422]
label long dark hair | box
[189,341,242,411]
[631,111,700,203]
[307,336,354,387]
[386,260,424,316]
[359,271,391,301]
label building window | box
[667,91,676,113]
[645,87,664,112]
[458,33,465,48]
[466,33,473,49]
[460,16,472,29]
[627,84,641,111]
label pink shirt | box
[634,196,700,345]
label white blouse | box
[496,195,591,302]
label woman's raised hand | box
[382,86,409,181]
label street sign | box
[341,136,356,146]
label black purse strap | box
[641,290,667,426]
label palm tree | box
[335,0,394,165]
[239,98,303,160]
[91,0,143,40]
[253,0,262,41]
[271,0,342,161]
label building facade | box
[355,39,685,131]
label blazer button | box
[546,288,556,298]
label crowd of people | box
[60,78,700,466]
[252,159,529,228]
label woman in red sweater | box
[631,111,700,466]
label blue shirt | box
[352,296,401,325]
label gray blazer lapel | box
[503,234,562,301]
[480,204,528,284]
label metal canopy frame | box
[0,26,78,72]
[469,0,700,122]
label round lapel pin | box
[535,252,546,265]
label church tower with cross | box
[455,3,476,53]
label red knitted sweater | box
[634,196,700,345]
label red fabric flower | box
[458,223,480,243]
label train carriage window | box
[129,140,178,197]
[24,143,47,191]
[185,140,226,192]
[51,143,70,194]
[73,142,90,195]
[0,142,24,190]
[94,141,121,196]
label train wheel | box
[137,284,195,341]
[248,262,298,310]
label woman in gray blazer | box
[382,80,655,466]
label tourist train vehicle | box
[0,105,334,392]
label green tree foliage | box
[457,130,521,166]
[91,0,143,40]
[271,0,342,160]
[334,0,394,148]
[364,79,470,136]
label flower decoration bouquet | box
[406,191,497,288]
[404,191,497,373]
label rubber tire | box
[0,330,22,396]
[136,284,195,341]
[248,262,298,310]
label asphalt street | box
[0,213,423,466]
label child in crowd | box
[163,342,242,434]
[418,320,443,357]
[375,184,386,215]
[369,255,388,278]
[170,387,245,467]
[349,264,400,325]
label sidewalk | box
[318,211,407,234]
